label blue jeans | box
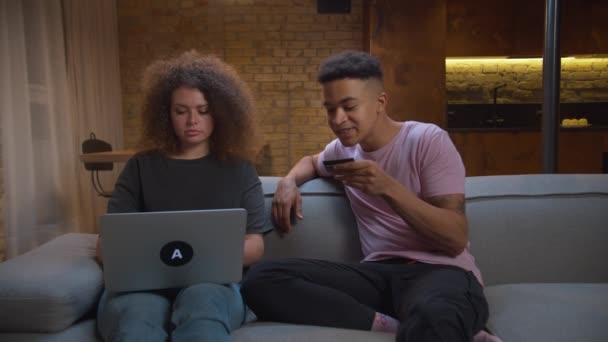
[97,283,254,342]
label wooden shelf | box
[79,149,136,163]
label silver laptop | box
[100,209,247,292]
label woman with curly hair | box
[95,50,271,341]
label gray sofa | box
[1,174,607,341]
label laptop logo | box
[160,241,193,267]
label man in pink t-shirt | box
[242,51,495,342]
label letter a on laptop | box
[100,209,246,292]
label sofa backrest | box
[260,174,608,286]
[466,174,608,286]
[260,177,363,263]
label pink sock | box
[474,330,503,342]
[370,312,399,333]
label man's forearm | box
[284,154,319,186]
[381,180,468,257]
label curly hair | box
[138,50,261,163]
[318,50,383,84]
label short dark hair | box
[318,51,383,83]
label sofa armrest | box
[0,233,104,333]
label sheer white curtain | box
[1,0,79,258]
[0,0,123,258]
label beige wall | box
[0,122,4,261]
[446,58,608,104]
[117,0,364,176]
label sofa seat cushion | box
[486,283,608,342]
[0,233,103,333]
[233,322,394,342]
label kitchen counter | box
[448,125,608,133]
[447,102,608,132]
[448,127,539,133]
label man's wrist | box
[381,176,397,196]
[381,177,407,202]
[281,175,297,185]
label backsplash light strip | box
[446,58,608,103]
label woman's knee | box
[173,283,245,327]
[179,282,236,301]
[99,290,171,321]
[97,290,171,341]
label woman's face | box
[170,86,214,155]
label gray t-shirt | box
[108,151,271,235]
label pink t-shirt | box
[317,121,483,284]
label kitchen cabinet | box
[450,129,608,176]
[559,130,608,173]
[447,0,543,57]
[450,131,542,175]
[561,0,608,55]
[446,0,608,57]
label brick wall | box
[117,0,363,176]
[446,58,608,104]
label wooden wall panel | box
[367,0,446,127]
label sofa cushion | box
[0,233,103,333]
[486,283,608,342]
[233,322,394,342]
